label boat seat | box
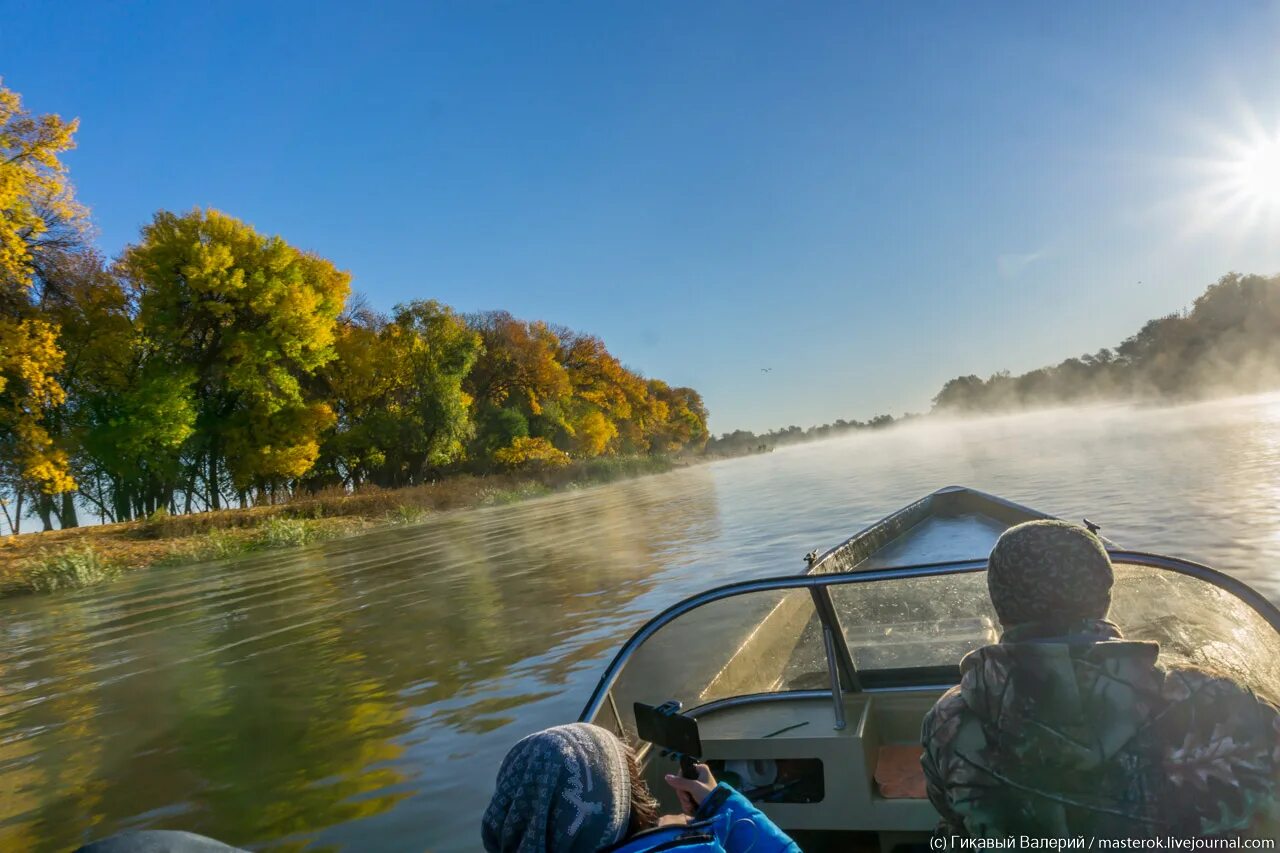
[873,745,926,799]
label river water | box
[3,394,1280,851]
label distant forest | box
[932,272,1280,412]
[704,413,908,456]
[708,271,1280,455]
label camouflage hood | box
[957,628,1163,773]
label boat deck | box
[855,513,1008,570]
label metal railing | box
[579,550,1280,724]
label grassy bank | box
[0,456,678,597]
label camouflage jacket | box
[921,621,1280,839]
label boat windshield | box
[590,555,1280,740]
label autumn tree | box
[316,300,480,487]
[645,382,709,452]
[613,374,666,455]
[310,308,393,487]
[465,311,571,458]
[492,436,570,469]
[119,209,350,507]
[0,80,85,508]
[554,329,638,457]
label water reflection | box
[3,396,1280,851]
[0,471,720,851]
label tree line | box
[704,412,906,456]
[931,272,1280,414]
[0,81,708,533]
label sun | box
[1228,133,1280,212]
[1183,113,1280,237]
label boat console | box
[667,693,940,832]
[623,690,945,850]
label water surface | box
[3,395,1280,851]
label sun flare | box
[1184,113,1280,237]
[1229,134,1280,212]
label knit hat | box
[482,724,632,853]
[987,519,1113,628]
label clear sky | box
[3,1,1280,433]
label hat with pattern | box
[987,519,1113,628]
[482,723,631,853]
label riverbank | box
[0,456,680,597]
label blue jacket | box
[601,784,801,853]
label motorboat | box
[578,486,1280,850]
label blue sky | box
[4,1,1280,432]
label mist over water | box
[3,393,1280,851]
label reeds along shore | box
[0,456,678,596]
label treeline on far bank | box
[703,412,908,456]
[931,272,1280,413]
[0,81,708,534]
[696,270,1280,457]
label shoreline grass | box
[0,455,681,598]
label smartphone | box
[633,701,702,761]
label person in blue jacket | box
[482,723,801,853]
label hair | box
[624,743,660,835]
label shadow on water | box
[4,394,1280,851]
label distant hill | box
[931,272,1280,413]
[705,271,1280,457]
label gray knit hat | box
[482,723,632,853]
[987,519,1114,628]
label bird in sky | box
[761,368,773,373]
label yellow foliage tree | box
[0,80,84,495]
[568,408,617,457]
[646,381,709,453]
[466,312,570,416]
[492,436,570,469]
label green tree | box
[471,404,530,461]
[465,312,571,461]
[316,300,480,487]
[119,209,350,507]
[931,374,988,412]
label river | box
[3,394,1280,851]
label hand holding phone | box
[664,763,718,815]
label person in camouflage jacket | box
[921,520,1280,840]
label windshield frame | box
[578,550,1280,723]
